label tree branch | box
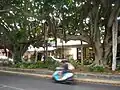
[0,10,9,13]
[118,36,120,44]
[107,0,120,28]
[66,34,91,44]
[100,0,107,7]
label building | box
[52,38,94,60]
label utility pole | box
[112,18,118,71]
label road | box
[0,72,120,90]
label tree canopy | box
[0,0,120,70]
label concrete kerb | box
[74,78,120,86]
[0,67,120,86]
[0,70,52,78]
[75,72,120,81]
[0,67,53,75]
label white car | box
[0,56,8,59]
[0,56,13,63]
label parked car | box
[0,56,13,66]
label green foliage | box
[13,62,44,69]
[69,59,81,68]
[46,60,60,70]
[43,57,60,70]
[14,62,28,68]
[0,0,44,64]
[117,64,120,71]
[13,58,60,70]
[0,59,13,66]
[0,0,119,68]
[84,58,94,65]
[27,63,42,69]
[89,65,105,72]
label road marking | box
[0,84,25,90]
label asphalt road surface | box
[0,72,120,90]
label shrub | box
[13,62,31,68]
[13,62,21,68]
[36,61,48,68]
[0,59,13,66]
[84,58,94,65]
[89,65,105,72]
[69,59,81,68]
[13,57,60,70]
[47,61,60,70]
[117,64,120,71]
[27,64,37,69]
[43,57,60,70]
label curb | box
[0,70,120,86]
[74,78,120,86]
[74,72,120,81]
[0,70,52,78]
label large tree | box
[55,0,120,67]
[0,0,45,63]
[0,0,119,68]
[0,0,65,63]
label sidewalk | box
[0,67,120,86]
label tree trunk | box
[35,51,38,63]
[12,45,27,64]
[81,41,84,65]
[102,43,112,66]
[43,22,48,62]
[12,50,22,64]
[94,41,112,66]
[112,19,118,71]
[94,42,103,65]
